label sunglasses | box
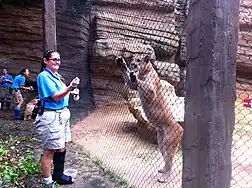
[49,58,61,62]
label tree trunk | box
[43,0,57,51]
[182,0,240,188]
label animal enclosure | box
[74,0,252,188]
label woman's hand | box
[69,77,80,88]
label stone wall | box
[90,0,181,105]
[237,0,252,79]
[0,0,93,107]
[56,0,93,107]
[0,1,43,80]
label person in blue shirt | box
[35,50,80,185]
[11,68,33,119]
[0,69,13,110]
[0,68,13,87]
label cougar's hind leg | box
[156,127,166,174]
[158,124,182,183]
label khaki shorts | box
[14,90,23,103]
[35,108,71,150]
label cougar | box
[116,55,183,183]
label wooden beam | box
[182,0,240,188]
[42,0,57,51]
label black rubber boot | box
[52,151,74,185]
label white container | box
[73,95,80,101]
[72,88,80,101]
[63,168,78,178]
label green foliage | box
[0,136,41,186]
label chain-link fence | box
[231,0,252,187]
[81,0,186,187]
[76,0,252,188]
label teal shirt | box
[11,74,25,89]
[37,68,69,110]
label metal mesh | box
[85,0,187,187]
[82,0,252,188]
[231,0,252,187]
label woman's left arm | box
[52,77,80,101]
[51,85,74,102]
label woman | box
[35,50,80,185]
[11,68,33,119]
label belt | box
[44,107,68,113]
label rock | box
[1,0,252,142]
[92,0,176,12]
[237,31,252,77]
[152,59,180,85]
[0,4,43,79]
[92,38,156,62]
[24,98,39,121]
[92,5,179,59]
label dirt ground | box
[0,109,130,188]
[70,83,252,188]
[72,104,182,188]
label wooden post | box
[182,0,240,188]
[43,0,57,51]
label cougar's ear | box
[143,54,154,64]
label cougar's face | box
[130,55,147,73]
[130,57,140,72]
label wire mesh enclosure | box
[73,0,251,188]
[232,0,252,187]
[79,0,187,187]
